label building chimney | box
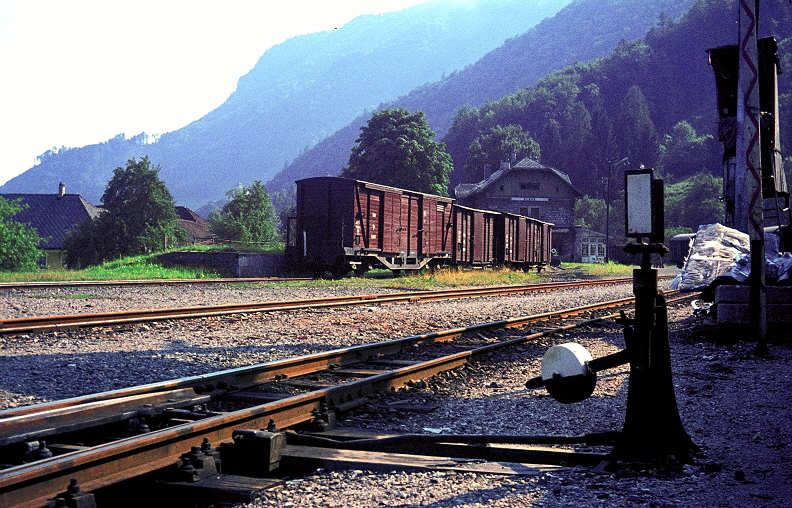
[58,182,66,197]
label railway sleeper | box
[154,474,284,506]
[145,426,603,508]
[7,293,693,506]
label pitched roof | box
[175,206,212,242]
[0,193,102,250]
[175,205,204,222]
[454,158,581,199]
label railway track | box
[0,277,310,291]
[0,277,673,335]
[0,288,696,507]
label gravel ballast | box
[1,277,789,507]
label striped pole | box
[736,0,767,350]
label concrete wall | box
[157,251,286,277]
[715,285,792,324]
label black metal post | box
[612,242,695,462]
[605,167,610,264]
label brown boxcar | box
[291,176,552,276]
[524,217,554,268]
[493,212,553,269]
[293,177,453,275]
[494,212,522,265]
[452,205,498,266]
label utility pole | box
[736,0,767,352]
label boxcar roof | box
[296,176,454,201]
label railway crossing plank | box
[281,444,565,475]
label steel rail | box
[1,277,669,334]
[0,277,310,291]
[0,288,675,424]
[0,291,695,507]
[0,295,691,508]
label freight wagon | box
[493,212,554,269]
[452,204,498,266]
[289,177,552,277]
[668,233,696,268]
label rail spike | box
[49,478,97,508]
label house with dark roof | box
[1,183,102,269]
[454,158,605,263]
[2,183,214,268]
[175,206,212,244]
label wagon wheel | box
[329,262,351,279]
[353,263,370,277]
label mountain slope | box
[438,0,789,200]
[0,0,570,208]
[265,0,697,194]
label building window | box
[519,207,529,216]
[520,182,540,191]
[531,207,540,217]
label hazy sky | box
[0,0,427,186]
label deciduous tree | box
[0,197,44,271]
[664,172,724,232]
[65,157,184,267]
[342,109,453,196]
[209,181,278,243]
[463,125,540,182]
[573,195,607,233]
[658,121,718,180]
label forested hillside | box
[265,0,697,194]
[0,0,569,209]
[442,0,790,199]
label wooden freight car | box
[668,233,695,268]
[290,176,553,276]
[526,215,554,268]
[494,212,554,269]
[452,204,498,267]
[292,177,454,276]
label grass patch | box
[81,257,220,280]
[235,266,545,290]
[1,249,634,288]
[171,242,284,254]
[224,283,266,289]
[391,267,543,289]
[0,254,220,282]
[288,266,545,290]
[559,261,634,277]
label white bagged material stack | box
[671,223,750,291]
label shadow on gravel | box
[385,481,541,507]
[0,342,345,407]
